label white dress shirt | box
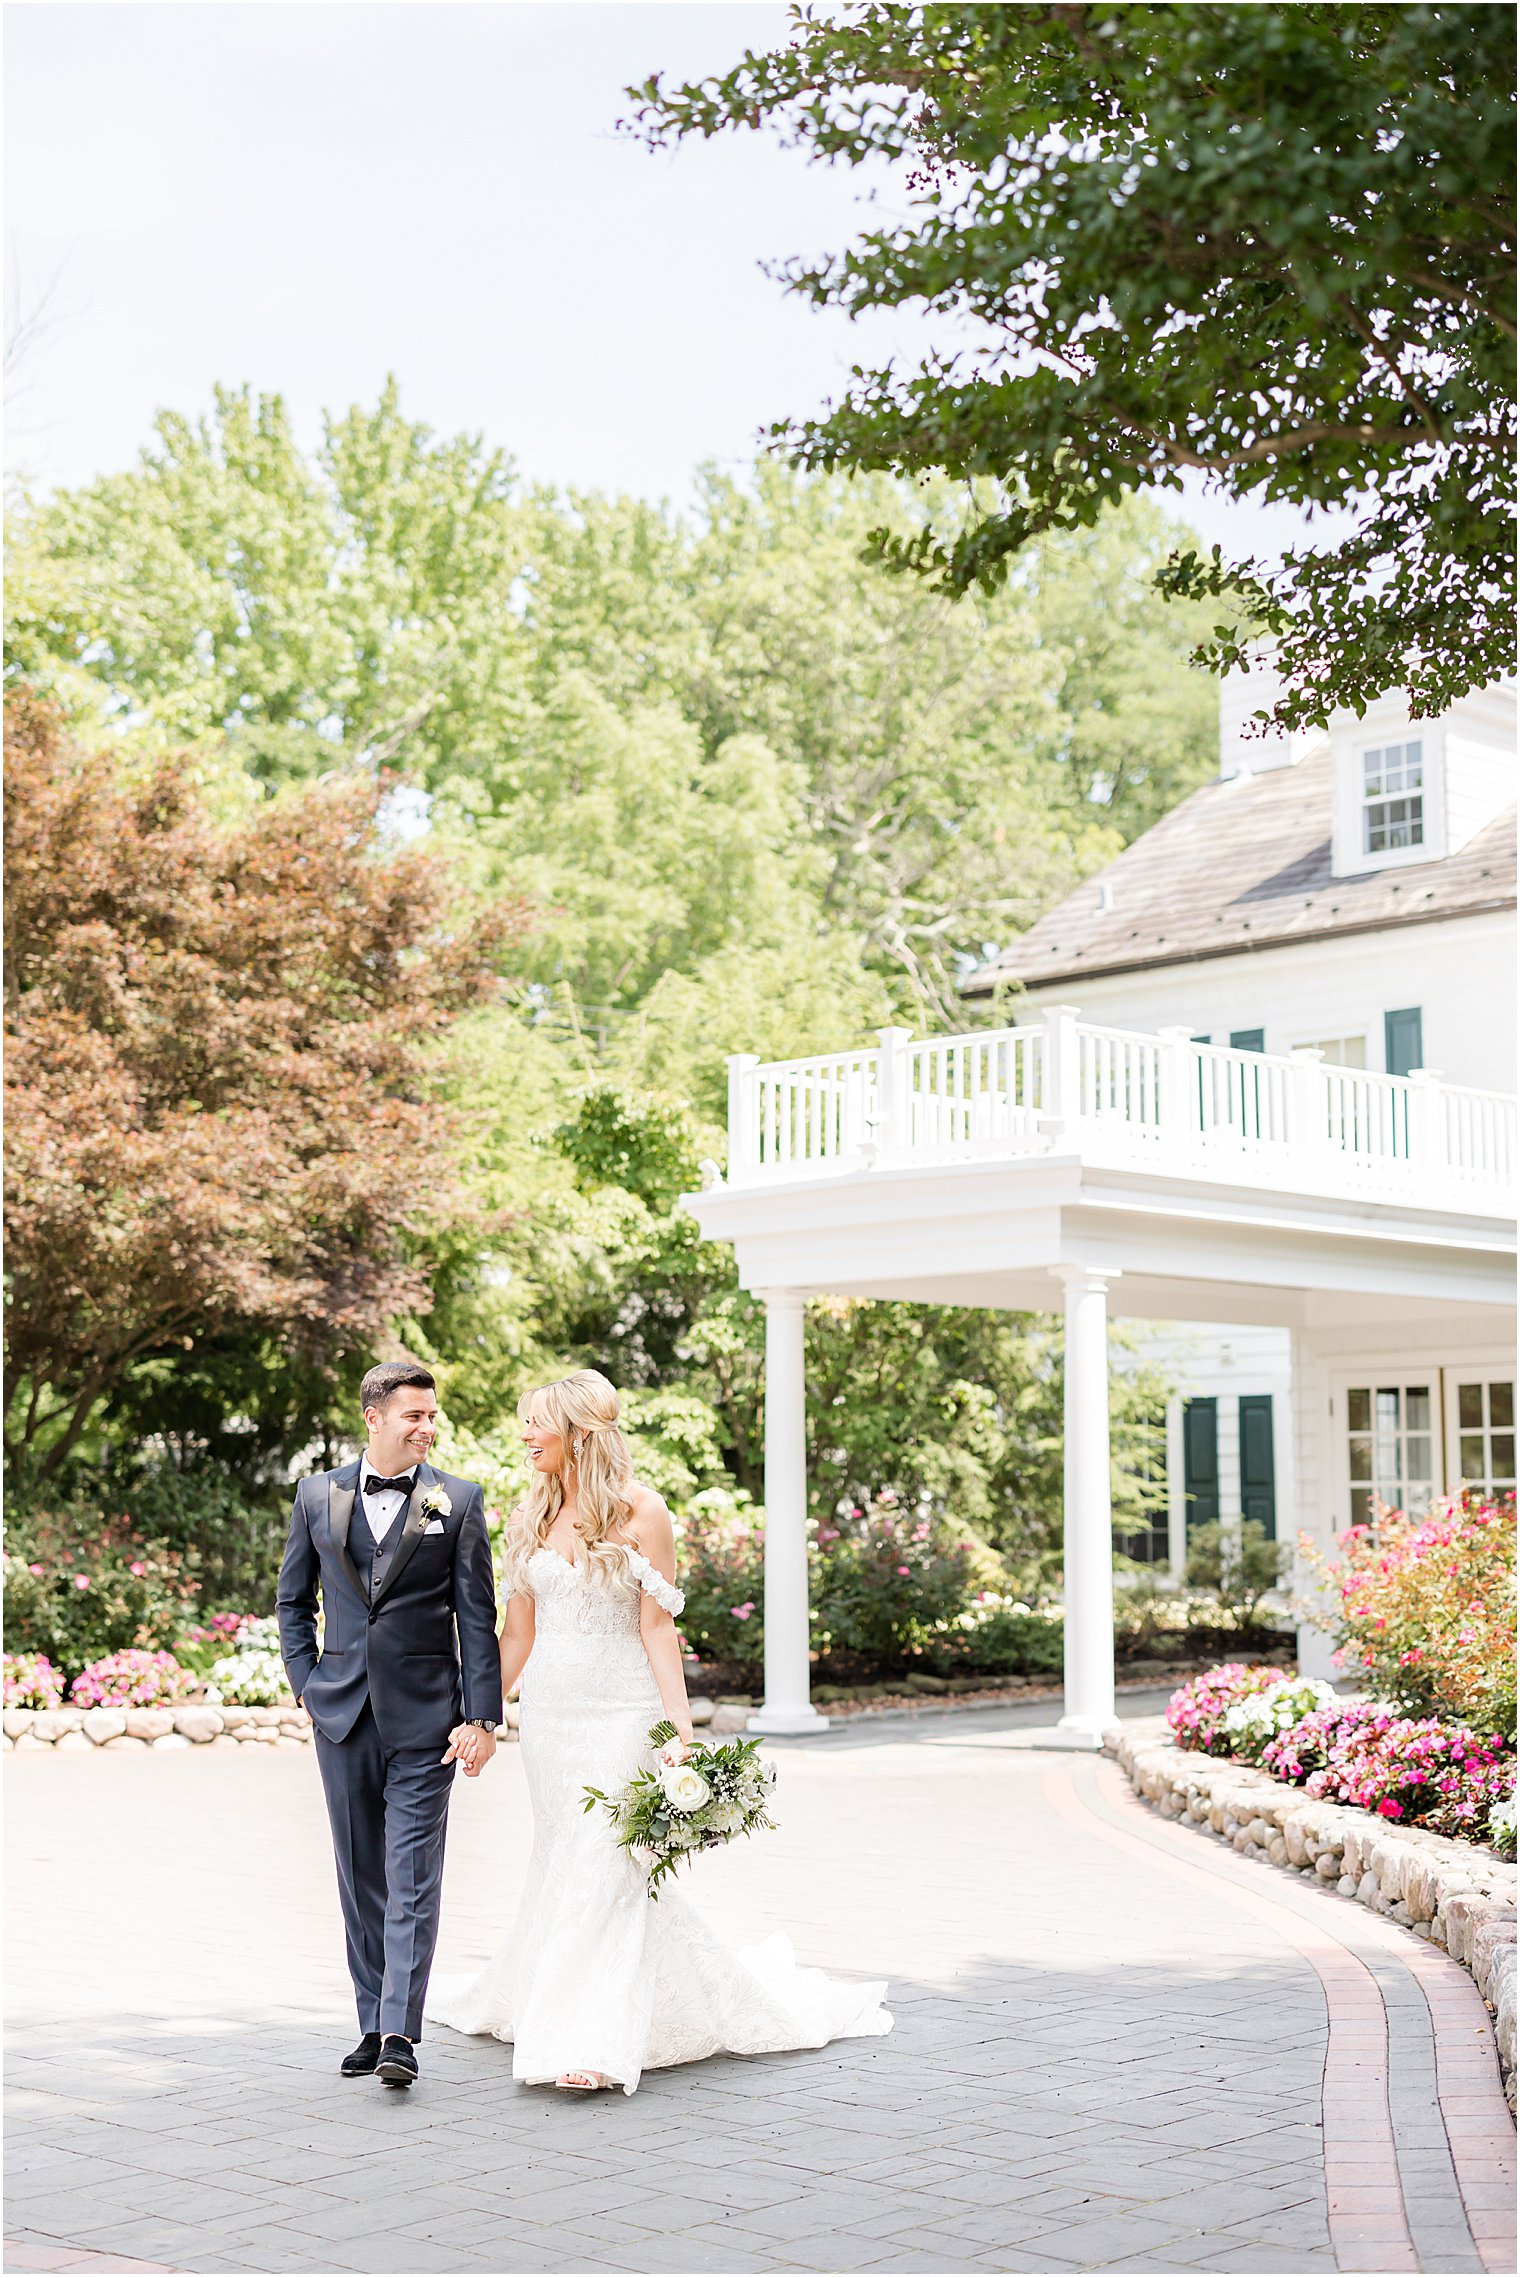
[358,1456,414,1545]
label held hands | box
[442,1723,498,1777]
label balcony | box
[687,1008,1516,1745]
[724,1007,1515,1215]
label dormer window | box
[1362,741,1424,854]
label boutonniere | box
[418,1484,453,1520]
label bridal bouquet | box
[583,1718,778,1896]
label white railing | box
[724,1007,1516,1215]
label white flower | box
[204,1647,290,1708]
[659,1763,712,1814]
[419,1485,453,1519]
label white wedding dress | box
[425,1543,892,2093]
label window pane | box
[1406,1435,1431,1478]
[1375,1389,1402,1425]
[1351,1487,1373,1525]
[1348,1389,1371,1431]
[1490,1435,1515,1481]
[1405,1388,1431,1431]
[1458,1383,1484,1429]
[1348,1435,1373,1481]
[1460,1434,1487,1477]
[1490,1382,1514,1429]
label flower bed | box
[3,1652,65,1710]
[1107,1714,1518,2101]
[71,1649,198,1710]
[1167,1663,1514,1853]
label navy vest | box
[350,1492,409,1601]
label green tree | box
[10,390,1216,1030]
[630,3,1516,728]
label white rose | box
[659,1763,712,1814]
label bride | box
[425,1367,891,2094]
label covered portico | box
[681,1009,1516,1743]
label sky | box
[7,1,1340,563]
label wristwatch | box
[463,1717,497,1732]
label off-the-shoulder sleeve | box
[624,1546,685,1617]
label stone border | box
[1105,1714,1518,2105]
[4,1704,311,1749]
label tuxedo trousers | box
[313,1698,455,2039]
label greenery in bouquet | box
[3,1651,65,1709]
[3,1514,197,1679]
[583,1719,778,1895]
[70,1649,197,1710]
[1302,1496,1516,1741]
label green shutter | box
[1183,1398,1219,1530]
[1229,1029,1265,1052]
[1238,1395,1277,1540]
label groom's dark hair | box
[360,1360,436,1415]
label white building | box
[685,675,1516,1734]
[962,672,1516,1664]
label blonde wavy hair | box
[502,1368,637,1592]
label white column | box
[1049,1264,1119,1749]
[1166,1394,1187,1585]
[749,1291,830,1737]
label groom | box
[277,1360,503,2088]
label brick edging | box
[1104,1716,1518,2111]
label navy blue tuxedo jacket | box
[277,1459,503,1748]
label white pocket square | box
[423,1517,447,1534]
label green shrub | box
[3,1513,198,1680]
[1184,1520,1290,1627]
[101,1470,289,1612]
[674,1491,766,1678]
[813,1496,975,1668]
[924,1594,1065,1678]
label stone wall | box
[4,1696,732,1749]
[1106,1716,1518,2100]
[4,1705,312,1750]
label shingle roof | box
[963,743,1516,997]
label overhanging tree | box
[629,2,1517,731]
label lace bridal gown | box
[425,1544,892,2093]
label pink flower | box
[1377,1798,1404,1818]
[730,1602,755,1621]
[129,1562,146,1578]
[896,1565,910,1576]
[73,1574,91,1591]
[28,1563,43,1576]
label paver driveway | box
[6,1697,1514,2277]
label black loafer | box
[341,2033,382,2077]
[376,2034,418,2087]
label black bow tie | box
[363,1472,415,1497]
